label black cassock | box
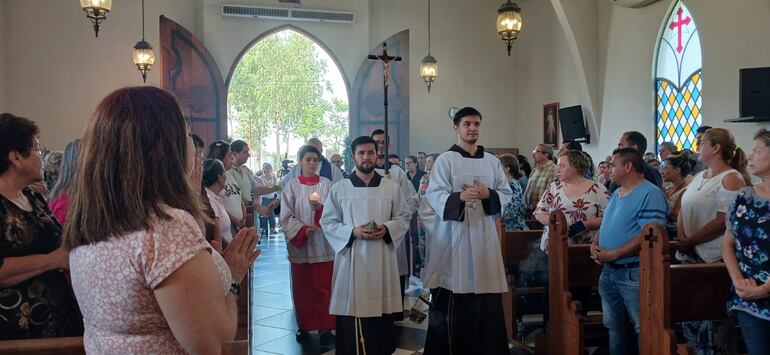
[423,288,509,355]
[336,313,402,355]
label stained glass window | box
[655,0,702,152]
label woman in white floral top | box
[535,150,609,250]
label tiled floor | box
[250,233,428,355]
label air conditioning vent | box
[291,9,354,23]
[222,5,289,19]
[222,4,355,24]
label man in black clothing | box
[609,131,663,192]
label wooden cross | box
[668,7,691,53]
[644,227,658,249]
[367,42,402,174]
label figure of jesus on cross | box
[669,7,691,53]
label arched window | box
[655,0,702,152]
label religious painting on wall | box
[543,102,560,147]
[655,0,702,152]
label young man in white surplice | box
[320,136,411,355]
[423,107,513,355]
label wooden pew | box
[497,220,546,341]
[0,337,85,355]
[0,336,248,355]
[538,211,604,355]
[639,223,732,355]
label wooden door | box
[159,16,227,145]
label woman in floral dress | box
[535,150,610,250]
[723,128,770,355]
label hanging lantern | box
[133,40,155,83]
[132,0,155,82]
[80,0,112,37]
[496,0,522,56]
[420,55,438,92]
[419,0,438,92]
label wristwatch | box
[229,282,241,297]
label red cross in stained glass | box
[669,7,691,53]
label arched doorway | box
[226,26,350,173]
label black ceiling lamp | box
[80,0,112,37]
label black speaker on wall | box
[559,105,590,144]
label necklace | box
[697,168,727,191]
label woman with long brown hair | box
[677,127,749,353]
[65,87,260,354]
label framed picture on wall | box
[543,102,560,147]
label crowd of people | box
[1,85,769,355]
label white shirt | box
[229,165,257,203]
[679,169,740,263]
[220,170,243,222]
[320,173,411,317]
[206,188,233,243]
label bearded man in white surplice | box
[320,136,411,355]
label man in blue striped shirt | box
[591,147,669,355]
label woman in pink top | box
[47,139,80,224]
[63,86,261,354]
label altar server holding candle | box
[279,144,336,345]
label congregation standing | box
[2,87,770,355]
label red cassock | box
[290,261,335,330]
[290,207,335,331]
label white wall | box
[197,0,368,88]
[3,0,768,156]
[369,0,519,154]
[513,0,583,156]
[1,0,196,150]
[514,0,770,162]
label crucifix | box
[368,42,401,175]
[668,7,691,53]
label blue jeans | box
[598,266,640,355]
[259,196,277,235]
[736,310,770,355]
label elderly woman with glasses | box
[0,113,82,340]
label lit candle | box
[309,192,321,202]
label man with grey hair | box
[524,143,558,211]
[281,137,344,188]
[329,153,348,178]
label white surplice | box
[424,145,513,293]
[320,172,411,317]
[373,165,418,277]
[279,176,335,263]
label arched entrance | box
[226,26,350,172]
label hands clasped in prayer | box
[460,179,490,202]
[353,223,388,240]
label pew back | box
[639,223,732,355]
[542,211,603,355]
